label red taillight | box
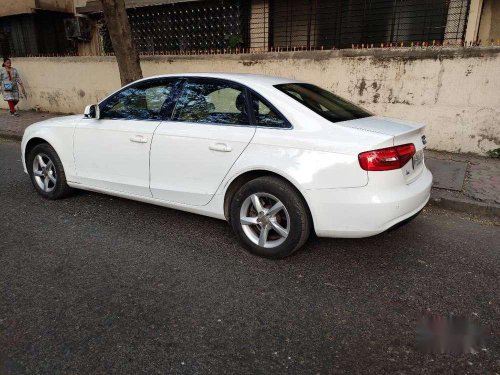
[358,143,416,171]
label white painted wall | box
[3,47,499,154]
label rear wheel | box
[27,143,72,200]
[230,176,310,259]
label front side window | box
[100,79,177,120]
[275,83,372,123]
[173,79,250,125]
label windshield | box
[275,83,372,123]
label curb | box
[0,132,22,141]
[429,190,500,219]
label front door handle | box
[130,135,148,143]
[209,143,232,152]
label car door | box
[150,78,256,206]
[74,78,179,196]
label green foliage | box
[486,148,500,158]
[225,34,243,49]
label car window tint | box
[100,79,175,120]
[275,83,372,123]
[173,80,249,125]
[250,93,289,128]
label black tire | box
[229,176,310,259]
[27,143,73,200]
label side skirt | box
[67,182,227,221]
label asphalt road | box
[0,138,499,374]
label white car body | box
[21,73,432,238]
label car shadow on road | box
[68,188,427,273]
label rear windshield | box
[275,83,372,123]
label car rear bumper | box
[306,167,433,238]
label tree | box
[100,0,142,86]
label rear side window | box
[249,92,290,128]
[275,83,372,123]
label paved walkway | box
[0,109,60,138]
[1,109,499,217]
[426,150,500,205]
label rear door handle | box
[209,143,232,152]
[130,135,148,143]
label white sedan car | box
[22,73,432,258]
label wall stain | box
[356,78,367,96]
[478,133,500,147]
[241,61,259,66]
[392,98,411,105]
[465,64,473,76]
[386,88,409,105]
[434,60,445,104]
[40,91,63,107]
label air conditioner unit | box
[64,16,92,41]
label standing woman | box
[1,58,27,116]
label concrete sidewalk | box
[0,109,60,139]
[1,109,499,218]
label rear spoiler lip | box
[375,116,425,129]
[393,126,427,148]
[336,116,426,137]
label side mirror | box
[84,104,100,119]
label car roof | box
[138,73,301,89]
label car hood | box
[29,114,83,128]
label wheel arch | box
[222,169,315,231]
[22,124,76,179]
[24,137,53,166]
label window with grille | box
[258,0,471,49]
[99,0,471,54]
[100,0,249,54]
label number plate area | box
[401,149,425,183]
[413,149,424,169]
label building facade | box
[1,0,499,57]
[0,0,77,57]
[75,0,499,56]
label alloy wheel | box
[239,192,290,248]
[32,153,57,193]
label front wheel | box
[230,176,310,259]
[27,143,73,200]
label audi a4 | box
[21,73,432,258]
